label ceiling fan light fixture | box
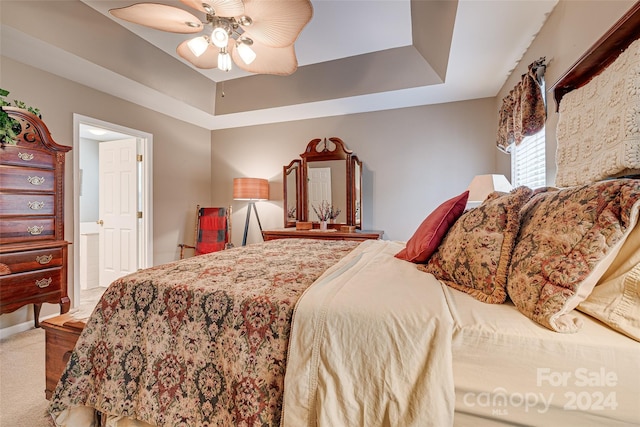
[237,15,252,26]
[201,4,214,15]
[211,25,230,48]
[218,50,232,72]
[187,36,209,57]
[237,39,256,64]
[111,0,313,75]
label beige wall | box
[214,0,638,247]
[212,97,498,246]
[1,0,634,333]
[494,0,636,183]
[0,57,212,331]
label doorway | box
[73,114,153,311]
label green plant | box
[0,88,41,144]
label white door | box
[98,139,138,286]
[308,167,332,217]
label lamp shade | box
[187,36,209,57]
[233,178,269,200]
[467,174,512,203]
[237,42,257,64]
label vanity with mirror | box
[263,137,382,242]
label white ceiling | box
[2,0,558,131]
[79,125,132,141]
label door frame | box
[72,114,153,309]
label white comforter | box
[282,240,455,427]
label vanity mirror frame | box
[283,159,302,228]
[283,137,362,229]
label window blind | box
[511,128,546,188]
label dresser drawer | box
[0,267,63,306]
[0,166,55,192]
[0,218,55,244]
[0,146,55,169]
[0,247,63,275]
[1,107,71,328]
[0,194,55,216]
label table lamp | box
[233,177,269,246]
[466,174,512,207]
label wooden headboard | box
[552,1,640,111]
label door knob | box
[97,220,104,225]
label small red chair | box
[178,205,232,259]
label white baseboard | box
[0,313,59,340]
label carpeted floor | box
[0,327,54,427]
[0,287,106,427]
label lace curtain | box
[497,58,547,153]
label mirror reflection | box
[283,160,301,228]
[282,137,363,228]
[307,160,346,224]
[354,158,362,227]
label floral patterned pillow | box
[507,179,640,333]
[419,186,533,304]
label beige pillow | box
[419,186,533,304]
[578,221,640,342]
[507,179,640,333]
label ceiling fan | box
[109,0,313,75]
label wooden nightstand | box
[41,313,86,399]
[262,228,383,242]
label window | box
[511,128,546,188]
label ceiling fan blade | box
[110,3,203,34]
[231,41,299,75]
[180,0,244,17]
[177,40,219,69]
[240,0,313,48]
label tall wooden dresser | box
[0,107,72,327]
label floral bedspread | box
[49,238,359,427]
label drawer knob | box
[27,225,44,235]
[28,201,45,210]
[18,152,34,161]
[36,254,53,265]
[28,176,46,186]
[35,277,52,288]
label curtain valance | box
[497,58,547,153]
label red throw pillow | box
[395,191,469,263]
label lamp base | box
[242,202,263,246]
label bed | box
[50,4,640,427]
